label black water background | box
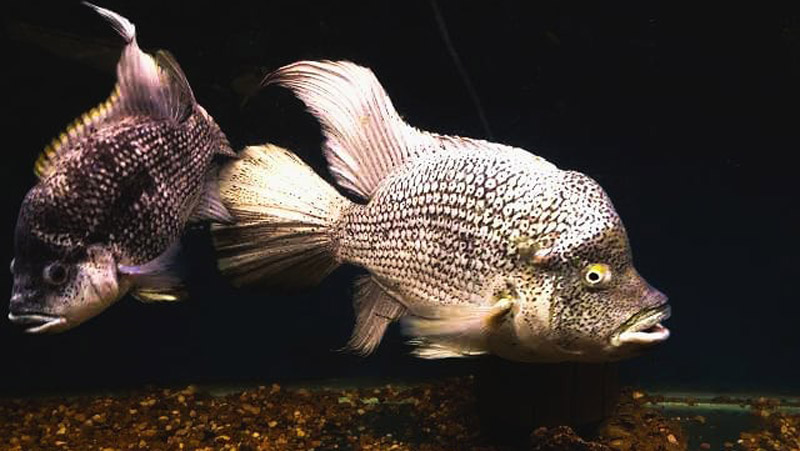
[1,1,798,397]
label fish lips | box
[7,312,68,333]
[610,304,672,347]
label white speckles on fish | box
[213,60,671,362]
[8,3,235,333]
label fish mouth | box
[611,304,671,347]
[7,312,68,334]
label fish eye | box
[583,263,612,288]
[43,262,68,285]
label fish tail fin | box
[212,144,352,289]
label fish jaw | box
[609,304,671,348]
[8,245,127,333]
[7,312,68,333]
[7,274,125,333]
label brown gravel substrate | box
[737,398,800,450]
[0,377,687,450]
[595,390,686,451]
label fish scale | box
[335,151,570,311]
[213,60,671,362]
[27,113,219,264]
[9,3,233,334]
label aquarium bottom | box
[0,376,798,450]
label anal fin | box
[344,276,407,356]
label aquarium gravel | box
[0,376,706,451]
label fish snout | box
[9,292,29,314]
[609,284,671,349]
[9,283,45,313]
[7,291,68,333]
[644,287,668,309]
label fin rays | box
[34,87,121,179]
[265,60,556,200]
[212,145,352,290]
[35,4,200,179]
[343,276,407,356]
[264,60,426,199]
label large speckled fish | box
[8,3,235,333]
[213,60,671,362]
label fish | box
[8,3,235,334]
[212,60,671,362]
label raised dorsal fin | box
[264,60,552,199]
[35,4,199,179]
[89,2,195,122]
[151,50,196,122]
[34,86,121,179]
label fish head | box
[511,172,670,362]
[544,249,671,362]
[8,199,123,333]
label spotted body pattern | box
[23,114,226,264]
[336,150,560,303]
[334,147,647,360]
[214,61,670,362]
[9,4,233,333]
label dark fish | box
[8,3,235,333]
[213,60,671,363]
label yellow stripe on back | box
[34,86,121,179]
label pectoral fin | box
[130,287,187,303]
[401,298,515,359]
[118,241,187,302]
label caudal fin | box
[211,145,351,289]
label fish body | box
[213,61,670,362]
[9,3,234,333]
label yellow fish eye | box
[583,263,612,287]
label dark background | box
[2,1,798,396]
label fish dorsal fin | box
[35,4,198,179]
[86,2,194,122]
[152,50,196,120]
[34,86,121,179]
[264,60,540,200]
